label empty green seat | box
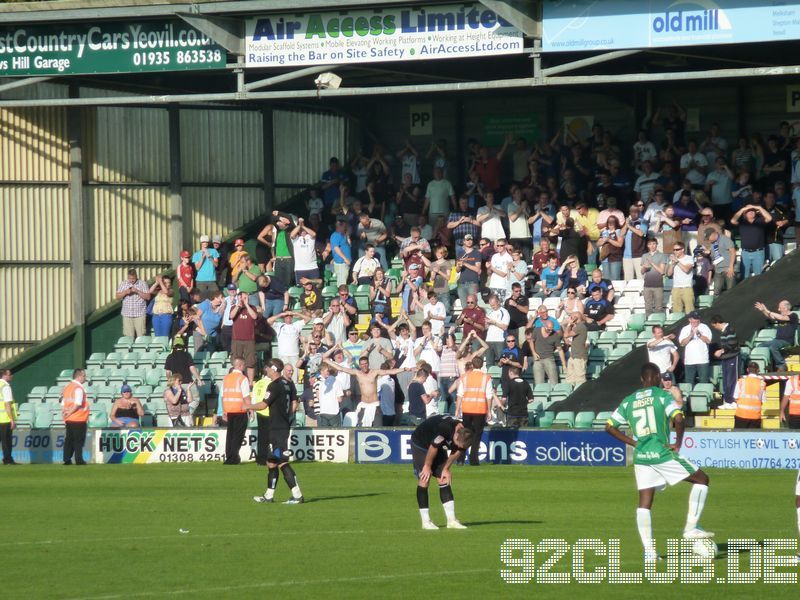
[321,285,338,298]
[208,351,229,367]
[44,385,63,402]
[33,409,53,428]
[697,295,713,309]
[575,411,596,429]
[617,330,638,343]
[592,411,612,429]
[132,335,152,350]
[55,369,74,384]
[151,336,171,351]
[137,351,160,368]
[532,383,552,401]
[119,352,140,368]
[552,411,575,428]
[27,386,48,403]
[645,312,666,327]
[689,394,710,414]
[538,410,555,428]
[549,383,573,402]
[114,336,134,352]
[355,284,371,295]
[627,313,646,332]
[103,352,123,368]
[86,352,106,368]
[89,411,108,428]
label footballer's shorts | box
[634,456,698,491]
[412,444,448,480]
[268,429,292,464]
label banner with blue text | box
[245,3,523,68]
[673,431,800,469]
[355,429,627,466]
[543,0,800,52]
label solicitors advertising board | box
[543,0,800,52]
[0,20,226,76]
[245,3,523,68]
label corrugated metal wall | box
[184,186,264,246]
[0,265,72,344]
[0,185,70,261]
[273,108,348,203]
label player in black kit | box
[411,414,473,530]
[244,358,305,505]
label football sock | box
[281,464,302,498]
[416,486,429,510]
[419,508,431,523]
[265,467,279,500]
[443,501,456,523]
[685,484,708,531]
[636,508,656,556]
[439,483,454,504]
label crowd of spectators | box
[112,107,800,426]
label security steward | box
[733,361,766,429]
[0,369,18,465]
[455,356,496,466]
[62,369,89,465]
[780,372,800,429]
[222,358,251,465]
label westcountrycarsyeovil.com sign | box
[543,0,800,52]
[245,3,523,67]
[0,20,226,76]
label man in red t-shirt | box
[471,134,512,194]
[230,292,259,381]
[457,294,487,347]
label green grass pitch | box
[3,463,799,598]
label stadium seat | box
[552,411,575,428]
[55,369,74,385]
[119,352,140,368]
[33,408,53,429]
[103,352,123,368]
[532,383,552,402]
[321,285,338,298]
[592,411,612,429]
[697,295,713,309]
[156,414,173,428]
[355,284,371,295]
[89,411,108,428]
[665,312,685,325]
[27,386,48,403]
[134,385,153,398]
[549,383,573,402]
[144,368,164,386]
[137,351,160,368]
[355,296,371,311]
[132,335,152,351]
[44,385,63,403]
[538,411,555,428]
[86,352,106,369]
[208,351,229,368]
[574,411,595,429]
[617,330,638,344]
[689,394,710,414]
[151,336,171,351]
[645,313,666,327]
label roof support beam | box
[244,65,336,92]
[543,50,641,77]
[3,64,800,108]
[0,76,55,93]
[176,12,244,55]
[479,0,541,38]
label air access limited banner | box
[94,428,350,464]
[245,3,523,68]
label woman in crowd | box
[558,256,588,298]
[109,384,144,428]
[149,275,174,337]
[369,267,394,325]
[164,374,191,427]
[173,299,206,350]
[597,215,625,280]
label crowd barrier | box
[8,428,800,469]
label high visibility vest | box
[460,370,491,415]
[735,375,765,421]
[0,380,16,424]
[63,382,90,423]
[787,376,800,416]
[222,371,247,414]
[252,378,270,417]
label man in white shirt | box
[351,244,381,284]
[646,325,679,374]
[678,311,712,386]
[667,241,696,313]
[634,160,661,205]
[487,238,513,302]
[680,140,709,187]
[267,312,306,373]
[414,321,443,375]
[357,212,389,269]
[423,167,456,222]
[377,373,398,426]
[485,294,511,365]
[316,364,345,427]
[290,218,320,285]
[423,291,447,336]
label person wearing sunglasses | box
[667,241,696,313]
[498,335,524,396]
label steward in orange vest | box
[61,369,89,465]
[733,362,765,429]
[780,374,800,429]
[222,359,251,465]
[455,356,495,466]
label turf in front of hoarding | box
[2,463,799,599]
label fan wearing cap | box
[177,250,195,302]
[110,384,144,429]
[660,372,683,407]
[192,235,220,299]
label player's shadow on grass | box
[304,493,384,504]
[461,519,542,527]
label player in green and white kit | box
[606,363,713,562]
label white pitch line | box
[70,568,497,600]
